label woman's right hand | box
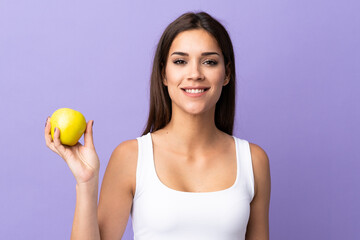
[44,117,100,185]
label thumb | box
[84,120,95,148]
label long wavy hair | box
[141,11,236,136]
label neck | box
[159,106,223,155]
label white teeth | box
[185,89,205,93]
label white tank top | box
[131,132,255,240]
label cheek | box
[165,65,181,81]
[212,72,226,87]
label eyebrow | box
[170,51,220,56]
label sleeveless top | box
[131,132,255,240]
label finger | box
[44,117,51,143]
[44,117,59,153]
[84,120,95,149]
[53,127,67,157]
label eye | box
[203,59,218,65]
[173,59,187,65]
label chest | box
[152,141,237,193]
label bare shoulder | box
[248,143,269,166]
[248,143,271,196]
[111,139,138,162]
[107,139,138,196]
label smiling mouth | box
[181,88,210,93]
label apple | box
[50,108,87,146]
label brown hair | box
[141,11,236,136]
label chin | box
[184,107,213,116]
[173,101,214,116]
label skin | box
[44,28,271,240]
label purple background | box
[1,0,359,239]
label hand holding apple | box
[44,108,100,184]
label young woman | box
[45,11,271,240]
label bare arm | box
[98,139,138,239]
[245,143,271,240]
[45,118,101,240]
[71,178,100,239]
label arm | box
[245,143,271,240]
[71,178,100,240]
[45,118,136,239]
[98,139,138,239]
[45,118,101,240]
[70,139,137,239]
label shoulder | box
[111,138,138,160]
[248,142,271,197]
[106,138,139,197]
[248,143,269,166]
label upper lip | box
[181,86,210,90]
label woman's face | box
[163,29,229,116]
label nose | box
[187,61,204,80]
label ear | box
[162,74,168,86]
[223,77,230,86]
[161,64,168,86]
[223,62,231,86]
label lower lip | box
[182,89,208,97]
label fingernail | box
[92,120,94,127]
[54,127,57,133]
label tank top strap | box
[235,137,255,201]
[134,132,153,201]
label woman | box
[45,11,271,240]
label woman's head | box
[142,11,236,135]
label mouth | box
[181,88,210,93]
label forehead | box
[169,29,221,55]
